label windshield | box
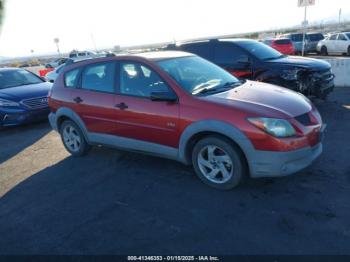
[0,69,43,89]
[156,56,241,95]
[237,41,284,61]
[346,33,350,39]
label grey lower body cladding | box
[49,112,322,179]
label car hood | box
[0,82,52,102]
[266,55,331,70]
[203,81,312,118]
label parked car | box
[262,38,295,55]
[166,39,334,99]
[45,64,66,83]
[279,33,310,54]
[317,32,350,56]
[69,50,96,59]
[307,32,324,53]
[48,52,324,190]
[45,58,68,68]
[0,68,52,127]
[45,56,111,83]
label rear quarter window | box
[64,68,80,88]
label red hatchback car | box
[48,51,324,190]
[262,38,295,55]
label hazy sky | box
[0,0,349,57]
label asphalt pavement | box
[0,88,349,255]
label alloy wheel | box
[62,124,81,152]
[197,145,234,184]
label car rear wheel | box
[192,136,246,190]
[60,120,90,156]
[347,46,350,56]
[321,46,328,56]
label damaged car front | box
[263,56,335,99]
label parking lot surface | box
[0,88,350,255]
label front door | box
[214,42,253,79]
[113,61,179,148]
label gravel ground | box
[0,88,349,255]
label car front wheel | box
[60,120,90,156]
[192,136,246,190]
[321,46,328,56]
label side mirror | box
[150,91,177,102]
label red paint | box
[228,70,252,78]
[39,68,54,77]
[270,39,295,55]
[49,54,322,153]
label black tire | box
[347,46,350,56]
[59,120,90,156]
[192,136,247,190]
[321,46,328,56]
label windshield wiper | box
[194,81,242,96]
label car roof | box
[62,51,195,72]
[0,67,25,72]
[131,51,193,61]
[219,38,260,45]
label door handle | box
[115,102,128,110]
[73,96,83,104]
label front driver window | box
[120,62,170,98]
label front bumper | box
[249,143,322,178]
[280,74,334,99]
[0,108,50,127]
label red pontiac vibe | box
[48,51,325,190]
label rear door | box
[327,34,338,53]
[69,61,119,135]
[213,42,252,79]
[113,61,179,148]
[336,33,348,53]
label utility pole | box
[298,0,315,56]
[54,38,61,57]
[338,8,342,31]
[301,5,307,56]
[90,33,97,52]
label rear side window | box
[338,34,347,41]
[308,34,324,41]
[180,43,213,60]
[330,34,337,40]
[64,69,80,88]
[214,43,249,65]
[81,62,115,93]
[275,39,291,45]
[291,34,303,41]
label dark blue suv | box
[0,68,52,127]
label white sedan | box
[317,32,350,56]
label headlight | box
[281,69,300,81]
[247,117,296,138]
[0,98,20,107]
